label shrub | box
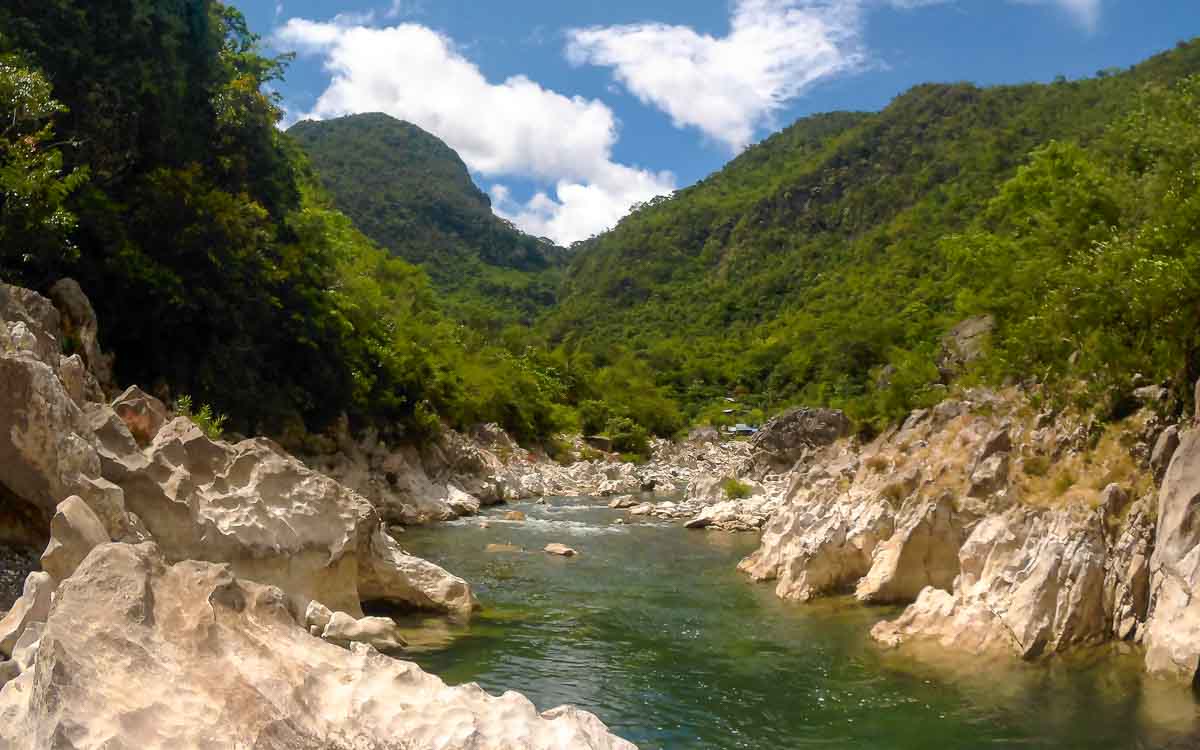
[605,416,650,457]
[722,478,753,500]
[1024,455,1052,477]
[174,394,229,441]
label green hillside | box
[546,40,1200,428]
[289,113,565,328]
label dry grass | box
[1017,419,1152,510]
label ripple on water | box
[400,496,1200,750]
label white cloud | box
[1015,0,1102,31]
[274,19,674,244]
[386,0,424,20]
[491,163,675,244]
[567,0,1102,152]
[889,0,1102,30]
[566,0,867,151]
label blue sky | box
[240,0,1198,244]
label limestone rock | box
[739,476,895,602]
[938,315,994,380]
[1151,426,1180,480]
[1133,385,1168,403]
[746,407,850,475]
[505,510,527,522]
[10,621,41,672]
[1145,429,1200,681]
[57,354,87,406]
[359,527,477,616]
[321,611,407,653]
[0,543,636,750]
[967,452,1010,498]
[872,507,1108,659]
[111,385,170,445]
[545,543,577,557]
[305,600,334,632]
[0,572,54,658]
[102,417,373,614]
[0,659,18,689]
[47,278,114,393]
[0,353,100,519]
[1105,501,1154,642]
[1100,484,1131,519]
[856,495,965,604]
[41,495,110,582]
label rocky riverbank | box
[0,281,633,749]
[722,384,1200,687]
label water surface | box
[397,496,1200,749]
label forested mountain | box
[1,0,1197,450]
[546,39,1200,428]
[290,114,565,327]
[0,0,678,451]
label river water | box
[396,496,1200,749]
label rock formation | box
[0,280,633,748]
[0,543,635,750]
[872,507,1108,658]
[1144,429,1200,682]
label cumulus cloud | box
[568,0,1102,151]
[566,0,866,151]
[274,19,674,244]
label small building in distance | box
[727,423,759,437]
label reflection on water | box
[399,496,1200,749]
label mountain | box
[289,113,565,328]
[545,39,1200,428]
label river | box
[395,496,1200,749]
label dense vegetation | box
[547,41,1200,430]
[0,0,679,450]
[1,0,1197,451]
[290,114,565,330]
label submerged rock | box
[545,543,578,557]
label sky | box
[241,0,1198,245]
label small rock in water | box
[486,543,521,554]
[544,543,577,557]
[479,521,490,529]
[612,519,625,525]
[504,511,526,522]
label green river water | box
[394,496,1200,749]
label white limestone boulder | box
[0,542,636,750]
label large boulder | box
[110,385,170,446]
[101,417,474,618]
[937,315,994,380]
[358,527,477,616]
[855,494,966,604]
[1144,429,1200,681]
[47,277,115,395]
[0,542,636,750]
[872,506,1108,659]
[0,572,54,658]
[320,611,407,653]
[40,495,110,582]
[745,407,850,475]
[739,474,894,602]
